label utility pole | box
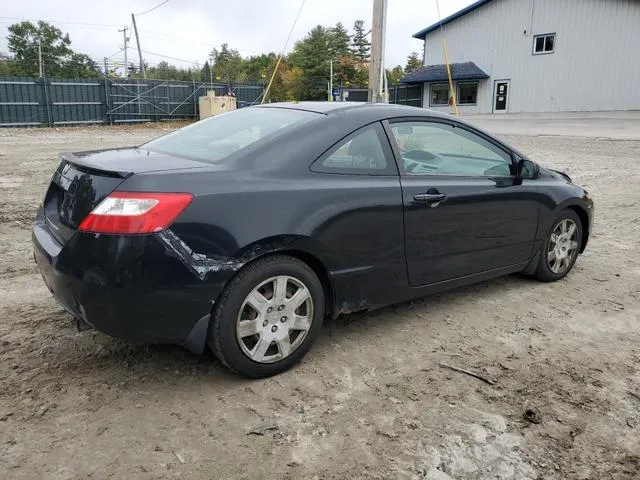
[209,56,213,90]
[328,58,333,101]
[368,0,387,103]
[131,14,146,79]
[37,37,43,77]
[103,57,108,76]
[119,26,129,77]
[379,0,388,103]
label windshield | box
[142,107,319,163]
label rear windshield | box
[142,107,319,163]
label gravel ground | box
[0,123,638,480]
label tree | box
[127,60,150,78]
[405,51,422,73]
[146,60,177,80]
[8,20,71,76]
[351,20,370,61]
[65,53,100,78]
[138,60,197,81]
[210,43,243,83]
[265,57,291,102]
[200,60,212,83]
[6,21,99,77]
[0,51,15,76]
[282,65,307,101]
[288,26,333,100]
[387,65,404,85]
[329,22,350,58]
[243,53,277,82]
[334,53,367,89]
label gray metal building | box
[404,0,640,114]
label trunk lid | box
[43,148,208,244]
[59,147,210,176]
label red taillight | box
[78,191,193,234]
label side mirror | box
[517,158,539,180]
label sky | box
[0,0,475,72]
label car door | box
[386,118,539,287]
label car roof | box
[257,101,366,114]
[257,101,450,119]
[254,101,526,157]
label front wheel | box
[209,255,325,378]
[534,209,582,282]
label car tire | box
[534,209,582,282]
[209,255,325,378]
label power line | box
[105,49,124,59]
[140,49,199,65]
[140,29,211,47]
[135,0,172,16]
[0,16,119,29]
[138,29,265,56]
[0,17,276,65]
[262,0,306,104]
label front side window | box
[143,107,319,163]
[430,83,449,106]
[390,121,512,176]
[457,82,478,105]
[533,33,555,54]
[312,124,392,175]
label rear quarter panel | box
[119,112,408,314]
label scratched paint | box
[157,230,244,281]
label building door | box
[494,80,510,112]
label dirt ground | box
[0,122,638,480]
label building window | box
[533,33,555,54]
[457,82,478,105]
[430,83,449,106]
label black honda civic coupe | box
[33,102,593,377]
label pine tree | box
[288,26,333,100]
[351,20,370,61]
[210,43,243,83]
[329,22,351,58]
[200,60,211,83]
[405,52,422,73]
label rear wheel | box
[534,210,582,282]
[209,255,324,378]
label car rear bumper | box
[32,209,236,349]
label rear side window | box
[143,107,318,163]
[312,123,396,175]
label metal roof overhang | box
[401,62,489,84]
